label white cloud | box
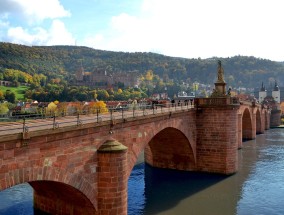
[83,0,284,61]
[2,0,284,61]
[46,20,75,45]
[0,0,74,47]
[7,20,75,46]
[0,0,70,24]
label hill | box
[0,42,284,89]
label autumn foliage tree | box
[0,103,8,115]
[0,90,4,101]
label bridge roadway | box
[0,104,193,136]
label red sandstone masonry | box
[196,106,239,174]
[98,140,128,215]
[270,109,281,127]
[0,104,269,214]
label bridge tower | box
[272,80,280,103]
[259,82,267,103]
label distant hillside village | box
[75,66,140,88]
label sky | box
[1,0,284,61]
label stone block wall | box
[196,105,239,174]
[270,109,281,127]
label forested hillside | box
[0,42,284,88]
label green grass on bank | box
[0,85,29,101]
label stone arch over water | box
[1,167,97,214]
[242,108,253,140]
[145,127,196,171]
[255,109,262,134]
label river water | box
[1,128,284,215]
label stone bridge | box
[0,98,271,215]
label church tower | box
[272,80,280,103]
[259,82,267,103]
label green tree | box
[97,89,109,101]
[5,90,16,103]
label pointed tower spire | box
[260,82,266,91]
[259,81,267,103]
[274,80,279,91]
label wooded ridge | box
[0,42,283,88]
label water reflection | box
[128,129,284,215]
[0,183,33,215]
[237,130,284,215]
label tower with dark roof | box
[259,82,267,103]
[272,80,280,103]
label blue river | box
[1,128,284,215]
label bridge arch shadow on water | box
[128,162,232,215]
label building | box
[75,66,140,88]
[259,82,267,103]
[257,81,282,103]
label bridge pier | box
[196,98,239,174]
[270,109,281,127]
[97,139,128,215]
[237,113,242,149]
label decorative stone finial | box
[98,138,127,152]
[216,60,225,83]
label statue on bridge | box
[211,60,227,97]
[217,60,225,83]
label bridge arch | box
[255,109,262,134]
[242,108,253,140]
[145,127,196,171]
[107,113,197,176]
[1,167,97,214]
[264,109,270,130]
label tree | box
[117,88,123,94]
[145,70,154,81]
[5,90,16,103]
[46,102,57,115]
[93,101,108,113]
[227,75,235,87]
[0,90,4,101]
[96,89,109,101]
[0,103,9,115]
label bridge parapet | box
[240,100,261,108]
[195,97,239,107]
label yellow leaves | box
[0,90,4,100]
[47,102,57,113]
[0,103,8,115]
[117,88,123,94]
[93,101,108,113]
[145,70,154,81]
[192,82,199,91]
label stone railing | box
[0,103,194,137]
[195,97,240,107]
